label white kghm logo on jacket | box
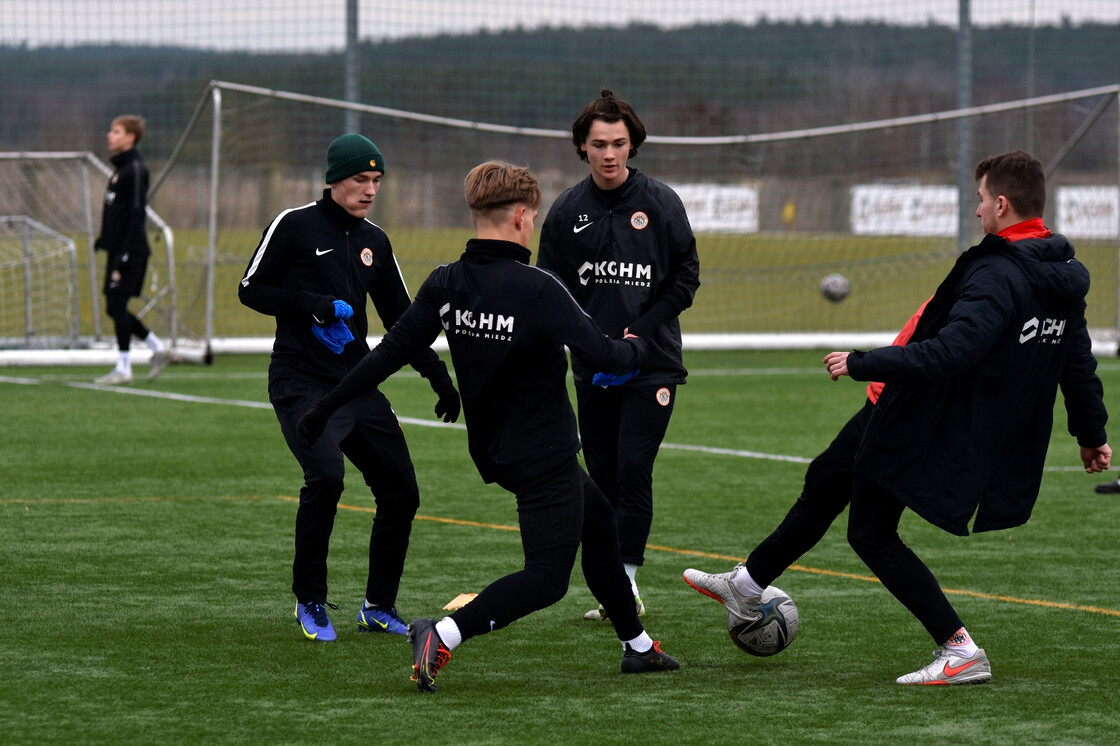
[1019,316,1066,344]
[576,260,652,287]
[440,302,514,342]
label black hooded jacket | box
[538,169,699,385]
[238,189,451,389]
[319,239,647,485]
[847,230,1107,536]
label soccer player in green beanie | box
[239,133,460,642]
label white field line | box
[0,370,1103,471]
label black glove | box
[311,295,338,325]
[434,385,461,423]
[297,402,331,451]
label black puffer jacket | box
[848,231,1107,536]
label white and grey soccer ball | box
[727,585,799,657]
[819,273,851,302]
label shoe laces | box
[432,643,451,673]
[304,601,338,626]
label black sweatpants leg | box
[105,292,150,352]
[449,458,643,643]
[746,401,872,587]
[576,382,675,567]
[271,376,419,607]
[847,475,964,645]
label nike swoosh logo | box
[943,659,982,677]
[573,222,594,234]
[363,613,389,630]
[315,248,334,256]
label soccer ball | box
[727,586,799,657]
[820,273,851,302]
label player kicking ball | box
[298,160,679,692]
[682,150,1110,687]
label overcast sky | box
[3,0,1119,51]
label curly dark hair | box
[570,89,647,162]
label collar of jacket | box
[318,187,366,230]
[464,238,531,264]
[110,148,141,168]
[587,167,642,205]
[998,217,1050,242]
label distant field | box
[63,227,1118,344]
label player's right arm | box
[299,273,448,445]
[237,210,337,323]
[538,268,646,374]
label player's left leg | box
[611,384,676,602]
[847,478,990,685]
[342,389,421,635]
[578,468,679,674]
[407,460,584,692]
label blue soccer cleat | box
[294,601,338,641]
[357,605,408,635]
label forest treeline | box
[2,20,1117,160]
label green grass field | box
[3,349,1119,744]
[69,227,1120,344]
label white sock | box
[144,331,165,352]
[731,566,765,600]
[623,563,640,597]
[435,617,462,651]
[117,351,131,374]
[944,626,979,657]
[623,630,654,653]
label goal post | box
[0,151,188,364]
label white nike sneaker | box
[147,349,172,381]
[94,369,133,385]
[682,563,761,623]
[896,646,992,685]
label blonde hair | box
[464,161,541,218]
[112,114,146,144]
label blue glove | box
[311,320,355,354]
[332,299,354,321]
[592,369,639,387]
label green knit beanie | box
[325,133,386,183]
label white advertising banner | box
[850,184,957,236]
[670,184,759,233]
[1057,186,1119,240]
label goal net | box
[0,152,182,361]
[0,215,78,348]
[159,80,1120,354]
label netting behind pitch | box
[2,0,1118,351]
[162,82,1118,348]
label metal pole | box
[21,220,32,339]
[80,158,102,340]
[956,0,973,253]
[345,0,360,134]
[206,86,222,362]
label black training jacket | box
[538,169,699,385]
[848,231,1107,536]
[238,189,450,388]
[321,238,648,484]
[96,148,150,296]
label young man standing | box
[538,91,700,620]
[685,150,1109,685]
[239,133,460,642]
[298,161,680,692]
[94,114,170,384]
